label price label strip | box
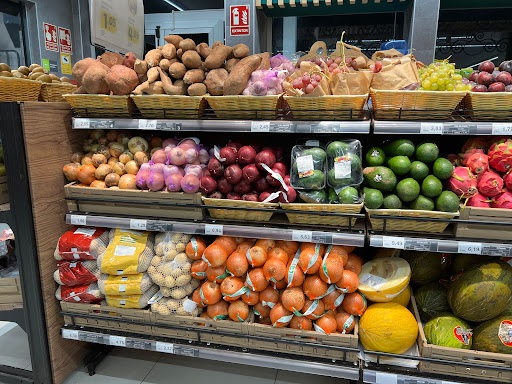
[420,122,443,135]
[109,335,126,347]
[130,219,147,230]
[129,340,152,350]
[157,122,182,131]
[292,230,313,242]
[382,236,405,249]
[70,215,87,226]
[270,122,294,132]
[404,239,438,252]
[251,121,270,132]
[443,123,478,135]
[492,123,512,135]
[147,221,170,232]
[375,372,398,384]
[62,329,79,340]
[139,119,157,130]
[173,345,199,357]
[311,233,333,244]
[481,244,512,257]
[458,241,482,255]
[156,342,174,353]
[205,224,223,236]
[74,118,90,129]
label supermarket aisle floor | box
[0,321,32,370]
[62,348,351,384]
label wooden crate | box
[60,302,152,335]
[455,204,512,241]
[64,182,203,220]
[0,277,22,304]
[248,319,359,362]
[0,176,9,204]
[411,293,512,383]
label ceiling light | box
[162,0,184,11]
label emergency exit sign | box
[230,5,249,36]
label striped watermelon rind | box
[424,314,473,349]
[473,315,512,354]
[414,282,451,322]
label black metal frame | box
[0,102,52,384]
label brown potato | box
[187,83,207,96]
[163,34,183,49]
[223,55,262,95]
[212,41,223,49]
[225,58,239,73]
[182,50,201,69]
[196,43,211,59]
[183,69,205,85]
[134,59,148,75]
[233,44,250,59]
[169,62,186,79]
[205,45,232,70]
[179,38,196,52]
[147,67,160,83]
[161,43,176,60]
[145,49,163,68]
[159,59,171,72]
[204,68,228,96]
[176,48,183,60]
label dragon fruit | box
[488,139,512,172]
[462,149,489,174]
[477,170,503,197]
[447,167,478,197]
[491,189,512,209]
[461,137,487,154]
[447,154,463,166]
[466,193,490,207]
[504,169,512,190]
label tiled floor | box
[0,321,32,371]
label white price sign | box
[130,219,147,230]
[251,121,270,132]
[62,329,79,340]
[70,215,87,226]
[139,119,157,130]
[375,372,398,384]
[109,335,126,347]
[156,342,174,353]
[420,122,443,134]
[458,242,482,255]
[292,230,313,242]
[492,123,512,135]
[74,118,90,129]
[205,224,223,235]
[382,236,405,249]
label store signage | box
[44,23,59,52]
[230,5,250,36]
[59,27,72,54]
[60,53,72,75]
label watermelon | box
[451,253,494,275]
[401,251,447,284]
[448,261,512,322]
[424,314,473,349]
[414,282,451,322]
[473,315,512,354]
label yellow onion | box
[90,180,107,188]
[117,133,130,146]
[119,174,137,189]
[107,157,118,167]
[81,153,94,165]
[77,164,96,185]
[98,136,108,146]
[119,151,133,164]
[150,146,162,157]
[106,130,119,142]
[96,145,110,159]
[63,163,80,181]
[125,160,139,175]
[128,136,149,154]
[134,151,149,166]
[90,129,105,141]
[94,164,113,180]
[105,173,120,187]
[113,162,125,175]
[109,142,125,158]
[91,153,107,167]
[109,186,120,189]
[71,152,83,164]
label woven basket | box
[131,95,207,118]
[63,94,137,117]
[370,89,466,120]
[281,202,363,227]
[40,83,77,102]
[0,77,42,101]
[283,94,367,120]
[205,95,281,119]
[465,92,512,120]
[365,207,459,233]
[202,197,278,222]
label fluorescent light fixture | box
[162,0,184,11]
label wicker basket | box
[465,92,512,120]
[0,77,42,101]
[205,95,281,119]
[39,82,77,102]
[370,89,466,120]
[283,94,368,120]
[202,196,278,222]
[63,94,137,117]
[131,95,207,118]
[281,202,363,227]
[365,207,459,233]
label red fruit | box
[255,150,276,171]
[506,85,512,92]
[208,191,223,199]
[283,175,291,185]
[254,176,270,192]
[237,146,257,165]
[242,193,258,202]
[489,82,506,92]
[234,181,252,194]
[225,164,243,185]
[447,167,478,198]
[488,139,512,172]
[447,154,463,166]
[491,70,501,83]
[375,61,383,72]
[472,85,487,92]
[227,140,243,151]
[477,72,492,86]
[497,71,512,85]
[208,158,224,178]
[462,149,489,174]
[278,186,296,203]
[462,138,487,153]
[219,146,237,165]
[217,177,233,194]
[504,170,512,190]
[491,189,512,209]
[467,193,490,208]
[242,164,260,184]
[226,192,242,200]
[478,60,495,74]
[199,176,217,194]
[469,71,479,82]
[477,170,503,197]
[259,191,278,202]
[266,167,285,187]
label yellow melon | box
[359,302,418,354]
[389,285,410,306]
[357,257,411,302]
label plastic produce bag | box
[104,284,159,309]
[290,145,327,190]
[98,273,154,295]
[150,295,202,316]
[326,140,363,189]
[243,70,284,96]
[54,227,109,261]
[53,260,99,286]
[154,232,191,259]
[298,189,328,204]
[55,282,104,303]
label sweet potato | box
[138,73,148,83]
[223,55,262,95]
[177,49,183,60]
[205,68,228,96]
[169,62,186,79]
[225,58,239,73]
[145,49,163,68]
[257,53,271,70]
[159,59,172,72]
[164,34,183,48]
[134,59,147,75]
[122,52,137,69]
[212,41,223,48]
[187,83,207,96]
[98,52,123,68]
[157,67,187,95]
[162,44,176,60]
[179,38,196,52]
[233,44,250,59]
[183,69,205,85]
[196,43,211,59]
[105,65,139,95]
[133,80,164,95]
[147,67,160,83]
[81,65,109,94]
[205,45,232,70]
[72,58,102,86]
[182,50,201,69]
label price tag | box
[109,335,126,347]
[127,25,140,44]
[492,123,512,135]
[205,224,223,235]
[62,329,79,340]
[130,219,147,230]
[296,155,314,178]
[251,121,270,132]
[70,215,87,226]
[138,119,157,130]
[156,342,174,353]
[292,230,313,242]
[420,122,443,134]
[382,236,405,249]
[375,372,397,384]
[74,118,90,129]
[458,242,482,255]
[100,9,117,33]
